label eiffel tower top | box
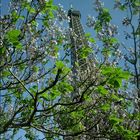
[68,5,81,18]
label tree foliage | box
[0,0,139,139]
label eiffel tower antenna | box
[70,3,73,9]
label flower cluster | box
[96,23,118,39]
[93,0,104,11]
[122,17,130,26]
[86,16,96,28]
[57,4,69,22]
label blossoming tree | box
[0,0,139,139]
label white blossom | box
[86,16,96,27]
[93,0,104,11]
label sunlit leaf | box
[7,29,21,42]
[101,103,110,111]
[56,61,65,69]
[32,66,39,72]
[97,85,108,95]
[109,116,123,125]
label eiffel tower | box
[68,6,88,70]
[68,6,89,100]
[61,7,98,140]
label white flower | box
[122,17,130,26]
[93,0,104,11]
[114,1,122,9]
[27,0,32,3]
[97,32,104,39]
[86,16,96,27]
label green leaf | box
[49,11,54,18]
[79,46,92,58]
[19,16,25,20]
[135,25,140,35]
[0,47,6,54]
[51,5,58,10]
[109,116,123,125]
[110,38,118,44]
[114,79,121,88]
[29,85,38,94]
[134,1,140,6]
[89,37,95,43]
[31,21,37,26]
[6,29,22,49]
[43,19,49,27]
[101,66,113,75]
[19,64,26,70]
[2,71,10,76]
[14,42,22,50]
[62,67,71,75]
[109,78,122,88]
[94,20,102,32]
[119,4,127,11]
[11,11,18,22]
[32,66,39,72]
[26,4,35,13]
[97,85,108,95]
[85,33,91,38]
[50,89,61,100]
[111,94,122,101]
[101,103,110,111]
[41,87,61,101]
[56,61,65,69]
[102,47,111,57]
[98,8,112,23]
[120,71,130,80]
[58,82,73,93]
[103,8,109,13]
[32,85,38,90]
[7,29,21,42]
[116,125,125,132]
[71,111,84,118]
[47,0,53,5]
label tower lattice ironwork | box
[68,7,89,100]
[62,7,98,140]
[68,7,88,71]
